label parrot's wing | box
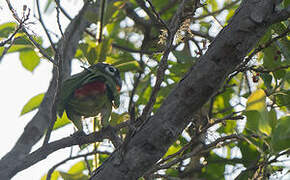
[103,76,120,108]
[86,66,121,108]
[57,69,115,115]
[57,70,97,115]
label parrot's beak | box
[116,77,122,92]
[116,85,121,92]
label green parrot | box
[57,63,122,131]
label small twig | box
[97,0,106,43]
[5,0,57,66]
[244,72,252,94]
[55,1,64,37]
[193,0,240,20]
[36,0,57,52]
[55,0,72,21]
[0,37,18,62]
[200,113,244,134]
[0,24,22,47]
[248,65,290,73]
[144,0,169,31]
[236,27,290,73]
[112,43,160,54]
[140,0,201,121]
[150,134,240,173]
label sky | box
[0,0,86,179]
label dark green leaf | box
[275,90,290,109]
[271,116,290,153]
[261,73,272,90]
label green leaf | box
[54,111,71,130]
[201,153,226,179]
[20,93,45,116]
[271,116,290,153]
[245,89,272,135]
[238,141,259,167]
[172,50,194,63]
[59,171,88,180]
[110,112,129,126]
[225,9,235,22]
[96,38,113,63]
[68,161,86,174]
[165,168,179,177]
[284,0,290,6]
[0,44,31,55]
[114,61,141,72]
[163,144,181,158]
[244,110,261,132]
[79,43,97,65]
[246,89,266,112]
[268,109,277,130]
[19,50,40,72]
[275,90,290,109]
[207,0,218,11]
[0,22,17,38]
[260,73,272,90]
[41,171,60,180]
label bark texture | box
[0,3,93,179]
[90,0,279,179]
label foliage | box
[0,0,289,179]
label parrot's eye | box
[105,66,116,76]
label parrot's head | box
[88,62,122,92]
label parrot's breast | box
[67,80,110,117]
[74,80,106,99]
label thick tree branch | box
[10,126,119,177]
[90,0,281,179]
[0,2,96,179]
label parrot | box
[57,63,122,131]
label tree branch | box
[90,0,280,179]
[0,1,96,178]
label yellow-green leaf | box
[59,171,88,180]
[19,50,40,72]
[0,22,17,38]
[246,89,266,112]
[245,89,272,135]
[41,171,60,180]
[163,145,181,158]
[115,61,141,72]
[20,93,44,116]
[54,111,71,130]
[68,161,86,174]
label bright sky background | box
[0,0,86,179]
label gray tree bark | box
[0,0,288,179]
[90,0,288,179]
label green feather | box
[57,63,121,131]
